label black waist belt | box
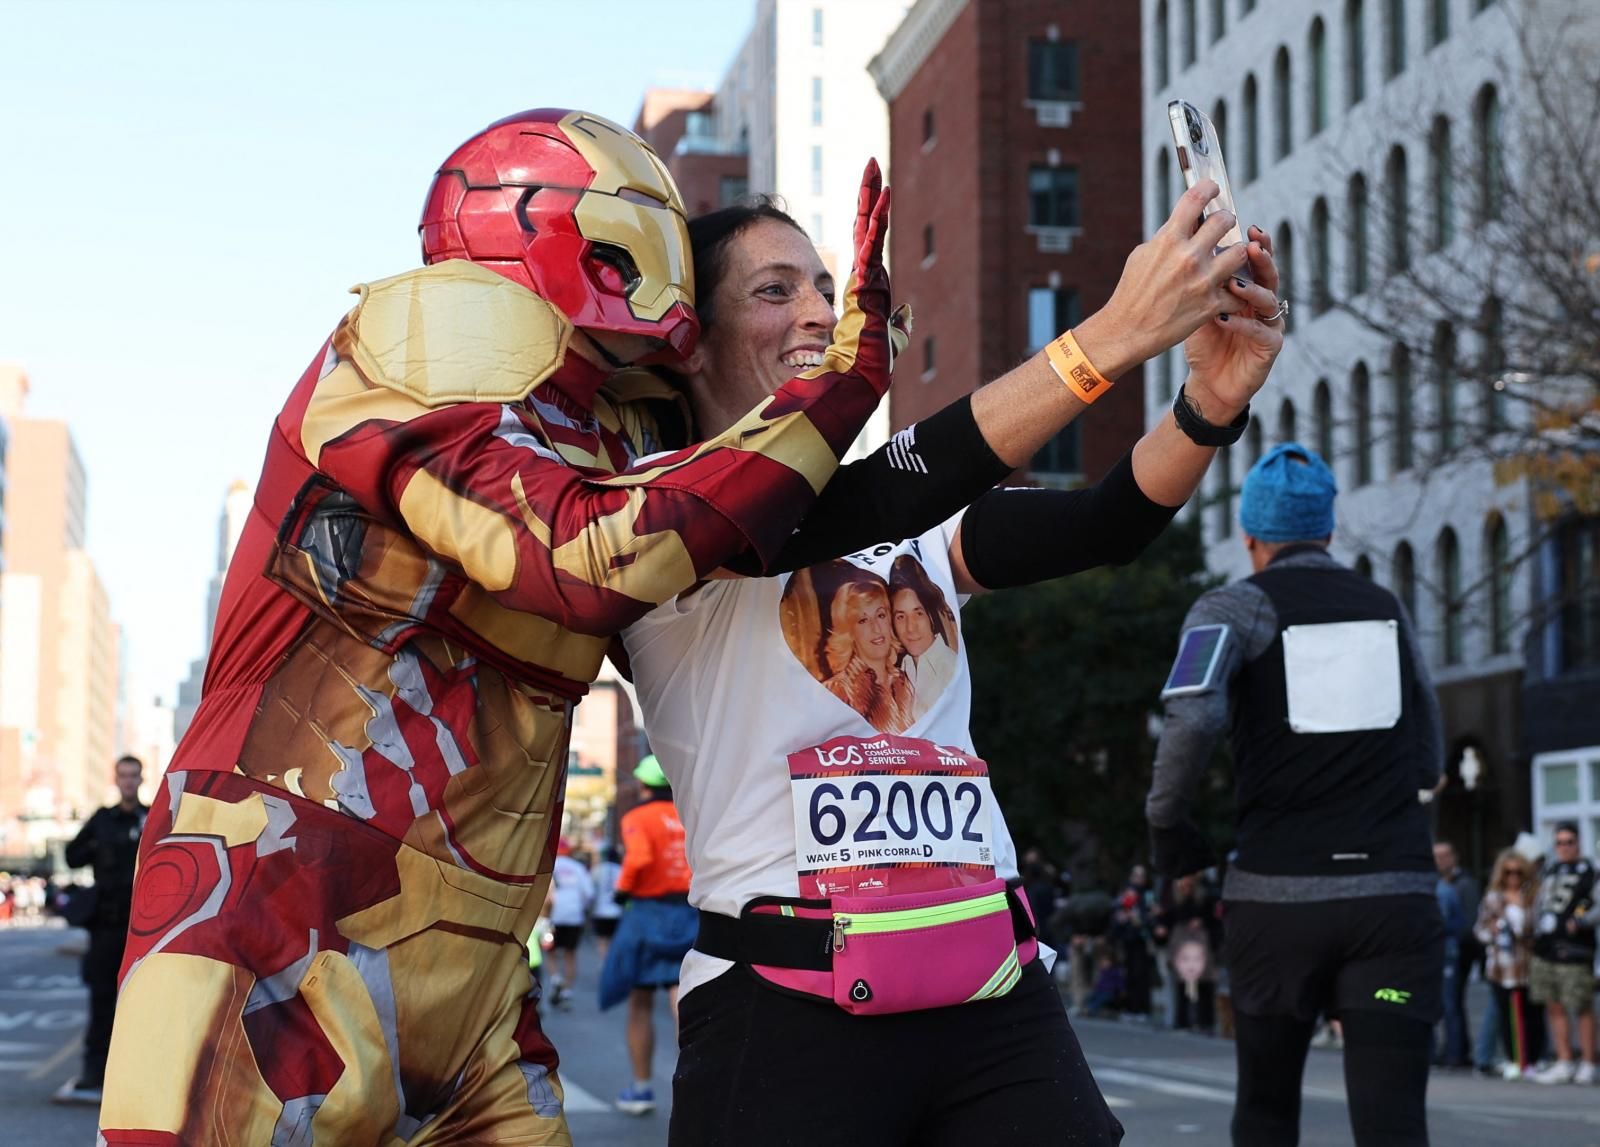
[695,882,1037,972]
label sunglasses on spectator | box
[1556,837,1579,847]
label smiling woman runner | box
[619,182,1284,1146]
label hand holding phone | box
[1168,100,1250,281]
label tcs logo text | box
[814,744,864,768]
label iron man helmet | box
[420,108,698,358]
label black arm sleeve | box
[724,395,1013,576]
[64,811,101,869]
[959,451,1180,590]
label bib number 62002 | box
[806,776,988,848]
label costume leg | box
[1232,1011,1314,1147]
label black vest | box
[1228,554,1434,877]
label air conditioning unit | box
[1034,227,1078,254]
[1033,101,1075,129]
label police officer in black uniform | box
[1144,444,1444,1147]
[61,754,147,1102]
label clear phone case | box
[1167,99,1250,278]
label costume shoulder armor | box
[334,260,573,407]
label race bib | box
[789,734,996,899]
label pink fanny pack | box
[702,878,1039,1016]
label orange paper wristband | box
[1044,329,1113,404]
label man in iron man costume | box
[98,109,892,1145]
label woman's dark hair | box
[888,555,956,648]
[688,195,803,331]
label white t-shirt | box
[549,854,594,927]
[623,517,1022,998]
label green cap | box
[633,754,669,789]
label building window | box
[1274,221,1295,332]
[1212,98,1229,156]
[1385,0,1407,79]
[1242,0,1256,12]
[1154,147,1172,227]
[1028,287,1081,351]
[1242,72,1260,183]
[1311,197,1332,313]
[811,145,823,195]
[1346,0,1366,106]
[1386,144,1409,272]
[1309,18,1329,136]
[1480,295,1508,430]
[1433,320,1458,458]
[1033,424,1082,480]
[1028,39,1080,101]
[1029,166,1080,228]
[1439,526,1463,664]
[1474,84,1503,223]
[923,223,935,263]
[718,175,748,207]
[1210,0,1226,42]
[1314,378,1334,463]
[1429,115,1454,250]
[812,6,823,46]
[1215,444,1234,538]
[1487,513,1512,654]
[922,108,937,149]
[1428,0,1450,46]
[1391,342,1414,472]
[1155,0,1170,91]
[812,77,824,126]
[1394,540,1417,619]
[1247,416,1264,465]
[923,335,937,378]
[1182,0,1198,66]
[1352,362,1374,485]
[1347,172,1369,295]
[1556,516,1600,671]
[1278,396,1298,443]
[1273,46,1292,160]
[1157,347,1175,407]
[1356,554,1374,578]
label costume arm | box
[1145,583,1276,877]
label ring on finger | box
[1255,297,1289,323]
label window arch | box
[1314,379,1334,464]
[1486,513,1512,654]
[1474,84,1503,223]
[1311,196,1332,313]
[1155,0,1170,91]
[1273,46,1293,160]
[1352,361,1373,485]
[1433,320,1458,458]
[1154,147,1172,230]
[1438,526,1463,664]
[1309,18,1329,136]
[1275,221,1295,332]
[1212,98,1229,156]
[1278,396,1298,443]
[1345,0,1367,107]
[1385,0,1407,79]
[1356,554,1374,579]
[1393,540,1417,620]
[1211,0,1227,42]
[1429,115,1455,250]
[1390,342,1414,472]
[1242,73,1260,182]
[1385,144,1410,272]
[1347,172,1370,295]
[1428,0,1450,47]
[1214,444,1234,538]
[1247,415,1264,465]
[1182,0,1199,66]
[1480,294,1508,431]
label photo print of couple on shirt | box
[780,542,960,734]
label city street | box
[6,923,1600,1145]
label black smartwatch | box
[1172,383,1249,447]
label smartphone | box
[1167,99,1251,281]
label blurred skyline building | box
[0,367,120,853]
[871,0,1148,484]
[174,478,253,741]
[633,88,751,218]
[1141,0,1600,867]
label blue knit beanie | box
[1239,443,1337,542]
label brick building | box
[633,88,749,220]
[870,0,1146,484]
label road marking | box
[1101,1094,1132,1109]
[1091,1066,1236,1106]
[27,1035,78,1082]
[560,1077,609,1114]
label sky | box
[1,0,757,702]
